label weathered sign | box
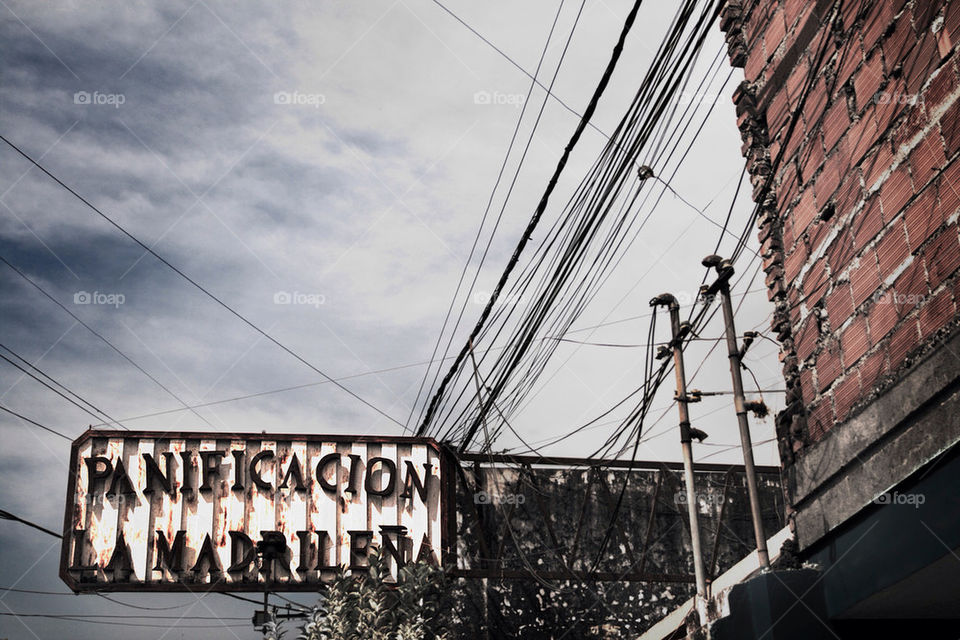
[60,430,453,592]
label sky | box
[0,0,779,637]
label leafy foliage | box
[291,548,454,640]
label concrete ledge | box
[637,527,792,640]
[787,328,960,548]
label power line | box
[418,0,595,432]
[0,133,404,429]
[0,404,71,440]
[0,253,220,429]
[0,343,125,428]
[0,612,245,620]
[0,587,203,612]
[421,0,735,447]
[0,508,62,539]
[0,348,126,429]
[428,0,612,142]
[417,0,648,443]
[409,0,574,429]
[0,611,249,630]
[88,343,509,427]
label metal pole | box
[716,273,770,569]
[652,293,707,596]
[668,300,708,596]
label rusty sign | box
[60,430,454,592]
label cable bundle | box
[415,0,725,452]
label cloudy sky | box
[0,0,779,636]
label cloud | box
[0,1,780,636]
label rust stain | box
[64,433,448,589]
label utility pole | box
[651,293,707,597]
[702,255,769,569]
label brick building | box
[644,0,960,637]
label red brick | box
[937,160,960,219]
[868,293,899,340]
[767,88,792,135]
[815,147,847,204]
[879,164,914,221]
[862,139,894,190]
[876,219,911,280]
[784,216,797,252]
[783,0,808,30]
[802,75,829,136]
[784,122,807,162]
[808,218,832,256]
[777,161,801,210]
[887,317,919,369]
[841,314,870,364]
[912,1,941,36]
[852,196,885,249]
[795,315,820,362]
[804,256,830,307]
[745,42,767,83]
[850,251,882,307]
[792,187,818,234]
[800,366,816,405]
[835,43,865,94]
[892,258,928,315]
[858,348,889,392]
[932,32,949,62]
[807,399,834,441]
[882,13,913,66]
[924,225,960,290]
[921,60,959,116]
[942,100,960,157]
[763,9,788,62]
[873,86,904,139]
[742,4,769,45]
[854,51,885,109]
[918,287,956,339]
[862,0,895,53]
[833,371,862,421]
[903,185,942,249]
[834,171,864,219]
[849,109,881,164]
[827,281,855,328]
[784,242,809,285]
[910,128,947,190]
[789,294,803,328]
[891,98,929,149]
[787,284,802,310]
[786,57,811,107]
[799,136,826,183]
[822,99,851,153]
[826,232,857,274]
[839,0,860,32]
[902,31,941,96]
[946,2,960,49]
[817,341,843,391]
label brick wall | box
[721,0,960,462]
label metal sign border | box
[60,429,456,593]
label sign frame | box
[59,429,456,593]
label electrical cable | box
[409,0,573,429]
[0,404,72,440]
[0,253,222,429]
[416,0,650,442]
[0,343,124,428]
[0,134,405,429]
[0,508,62,538]
[0,349,127,429]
